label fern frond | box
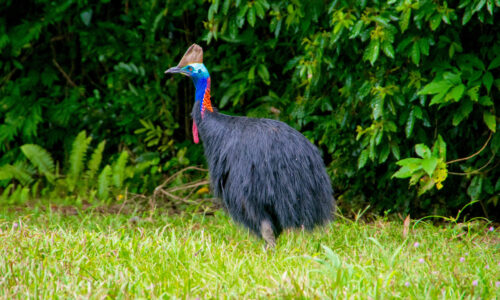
[86,140,106,184]
[1,184,14,200]
[0,165,13,181]
[0,163,35,186]
[97,165,111,200]
[112,151,129,189]
[9,185,30,204]
[67,131,91,191]
[20,144,55,183]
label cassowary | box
[165,44,335,247]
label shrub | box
[0,0,498,218]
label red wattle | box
[192,121,199,144]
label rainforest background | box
[0,0,499,219]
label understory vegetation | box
[1,2,499,215]
[1,206,499,298]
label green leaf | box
[86,140,106,183]
[112,151,129,189]
[429,91,447,106]
[384,121,397,132]
[478,96,493,106]
[419,38,430,56]
[208,1,218,21]
[445,84,465,102]
[418,176,435,196]
[364,39,380,66]
[259,0,270,10]
[452,100,473,126]
[236,5,249,28]
[381,41,395,59]
[98,165,112,200]
[248,65,256,81]
[257,64,270,85]
[487,56,500,70]
[68,131,92,192]
[20,144,55,183]
[421,157,438,177]
[432,135,447,160]
[405,109,415,138]
[371,96,384,120]
[482,72,493,93]
[254,1,265,19]
[358,149,369,169]
[357,81,372,98]
[411,41,420,66]
[369,134,376,161]
[483,111,496,132]
[413,106,423,119]
[474,0,487,12]
[462,7,474,25]
[443,72,462,85]
[467,85,480,102]
[0,166,12,181]
[80,9,93,27]
[396,157,422,168]
[0,163,34,186]
[393,166,412,178]
[372,16,390,26]
[391,143,400,160]
[418,81,452,95]
[247,6,256,27]
[415,144,431,159]
[378,143,390,164]
[222,0,231,15]
[349,20,363,39]
[375,129,383,145]
[467,176,483,200]
[399,9,411,32]
[429,14,441,31]
[487,0,494,15]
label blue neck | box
[194,77,208,102]
[186,63,211,112]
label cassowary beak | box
[164,66,189,76]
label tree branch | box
[446,132,493,165]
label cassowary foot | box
[260,220,276,248]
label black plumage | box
[166,44,335,246]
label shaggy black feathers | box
[192,102,335,239]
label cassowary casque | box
[165,44,336,247]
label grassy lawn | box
[0,205,499,299]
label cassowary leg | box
[260,220,276,248]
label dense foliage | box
[0,0,499,218]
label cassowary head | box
[164,44,213,144]
[165,44,210,94]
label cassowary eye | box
[187,66,194,72]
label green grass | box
[0,206,499,299]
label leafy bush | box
[203,0,499,218]
[0,1,498,218]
